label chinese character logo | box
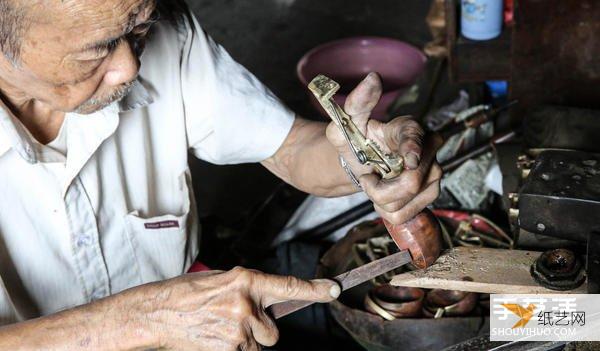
[502,303,537,328]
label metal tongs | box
[308,75,404,180]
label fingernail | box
[365,72,377,81]
[329,284,341,299]
[405,152,420,169]
[314,279,341,298]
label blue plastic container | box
[486,80,508,99]
[461,0,504,41]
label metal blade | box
[270,250,412,319]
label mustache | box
[74,81,136,114]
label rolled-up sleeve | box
[180,15,295,165]
[0,275,21,326]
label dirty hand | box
[326,72,443,225]
[121,268,340,350]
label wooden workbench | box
[391,247,587,294]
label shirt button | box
[76,234,93,248]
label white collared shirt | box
[0,14,294,324]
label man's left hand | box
[326,72,443,225]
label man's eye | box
[132,11,159,36]
[132,23,152,36]
[76,40,120,62]
[76,52,108,62]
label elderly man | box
[0,0,441,349]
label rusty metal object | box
[519,150,600,243]
[423,289,479,318]
[364,285,425,320]
[516,154,535,179]
[385,209,443,269]
[508,193,520,237]
[518,149,600,293]
[530,249,586,291]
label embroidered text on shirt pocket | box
[124,172,193,283]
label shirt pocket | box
[124,172,194,283]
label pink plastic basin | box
[297,37,426,121]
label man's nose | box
[103,40,140,87]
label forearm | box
[263,117,363,197]
[0,291,152,350]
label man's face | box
[0,0,157,114]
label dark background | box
[185,0,434,225]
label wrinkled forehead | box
[60,0,149,28]
[33,0,151,44]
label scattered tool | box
[438,100,518,140]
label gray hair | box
[0,0,28,63]
[0,0,190,64]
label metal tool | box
[438,100,518,140]
[270,250,412,319]
[309,74,442,269]
[309,75,405,179]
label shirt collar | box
[0,77,154,161]
[0,100,37,163]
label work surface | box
[391,247,587,294]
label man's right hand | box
[117,267,340,350]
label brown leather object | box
[384,209,443,269]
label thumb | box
[254,274,341,307]
[344,72,383,126]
